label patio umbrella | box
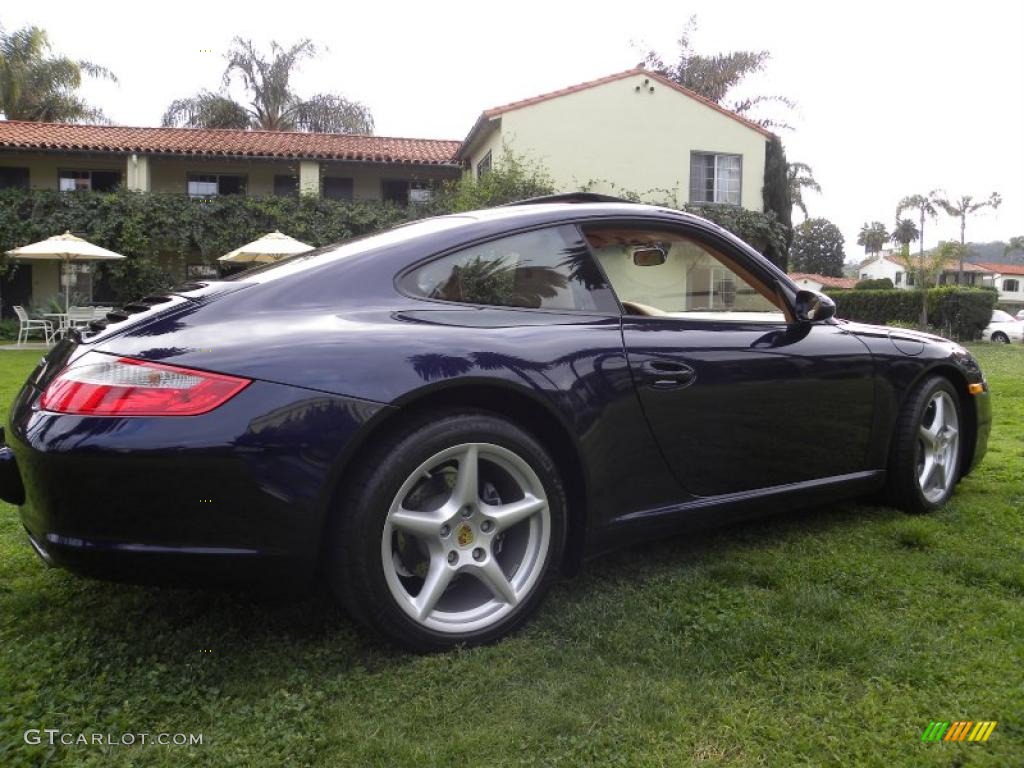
[5,231,125,310]
[218,231,314,264]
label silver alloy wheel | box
[381,442,551,634]
[916,391,960,503]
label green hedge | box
[854,277,893,290]
[0,188,407,262]
[827,287,997,340]
[927,286,999,341]
[0,186,794,303]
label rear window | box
[401,225,617,312]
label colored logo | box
[455,523,475,549]
[921,721,997,742]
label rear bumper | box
[5,369,388,588]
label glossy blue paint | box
[1,202,991,585]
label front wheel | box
[886,376,962,513]
[991,332,1010,344]
[325,411,566,652]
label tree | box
[932,192,1002,283]
[857,221,889,258]
[640,16,794,129]
[162,38,373,133]
[1006,236,1024,258]
[762,136,792,253]
[890,218,920,252]
[0,24,116,122]
[790,218,845,277]
[787,162,821,219]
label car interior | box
[583,228,790,322]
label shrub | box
[829,287,997,340]
[855,277,894,290]
[926,287,998,341]
[829,289,922,325]
[0,188,410,303]
[425,148,555,213]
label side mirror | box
[632,245,667,267]
[794,289,836,322]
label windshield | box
[992,310,1015,322]
[223,215,475,284]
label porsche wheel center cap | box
[455,522,475,549]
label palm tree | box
[932,192,1002,283]
[162,38,373,133]
[857,221,889,258]
[0,24,116,122]
[890,218,919,252]
[787,162,821,219]
[895,193,940,325]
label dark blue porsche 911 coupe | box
[0,195,991,650]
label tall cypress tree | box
[762,137,793,270]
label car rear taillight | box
[39,352,251,417]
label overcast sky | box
[6,0,1022,262]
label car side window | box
[402,225,618,312]
[582,225,788,322]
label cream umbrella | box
[5,231,125,310]
[218,231,314,264]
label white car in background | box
[983,310,1024,343]
[1016,309,1024,321]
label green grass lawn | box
[1,345,1021,767]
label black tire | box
[885,376,962,514]
[991,332,1010,344]
[323,409,567,652]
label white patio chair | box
[67,306,97,331]
[14,305,54,345]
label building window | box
[895,271,902,285]
[689,152,741,205]
[0,167,29,189]
[476,151,492,180]
[1004,278,1020,293]
[861,273,869,280]
[187,173,245,199]
[383,180,434,206]
[906,272,916,287]
[273,174,298,197]
[323,177,354,201]
[59,169,120,192]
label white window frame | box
[187,173,246,199]
[690,152,742,206]
[59,169,119,192]
[476,150,492,180]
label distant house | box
[858,254,996,290]
[0,67,777,311]
[788,273,857,293]
[858,254,909,286]
[976,263,1024,311]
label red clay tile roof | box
[941,260,992,273]
[788,272,858,289]
[457,67,775,157]
[0,120,463,165]
[976,262,1024,276]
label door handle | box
[638,360,696,388]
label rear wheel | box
[325,411,566,652]
[886,376,962,513]
[991,331,1010,344]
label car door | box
[582,221,876,497]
